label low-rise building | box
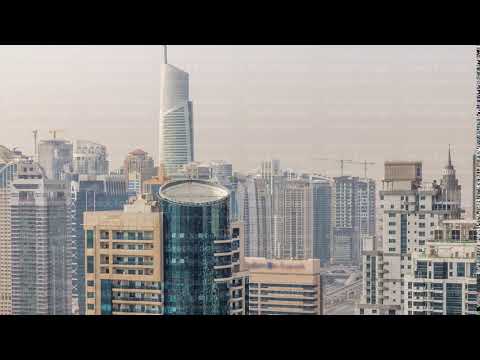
[246,257,323,315]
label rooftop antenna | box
[163,45,168,64]
[448,144,452,167]
[33,130,38,162]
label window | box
[468,230,476,241]
[433,262,448,279]
[389,213,396,218]
[87,256,94,274]
[87,292,95,299]
[451,230,460,241]
[446,283,462,315]
[418,232,425,237]
[415,261,428,279]
[389,222,396,226]
[470,263,477,278]
[87,304,95,310]
[389,230,396,235]
[87,280,94,287]
[456,263,465,277]
[434,230,443,241]
[389,239,396,243]
[86,230,94,249]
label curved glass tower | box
[159,46,194,177]
[159,179,232,315]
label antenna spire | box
[448,144,452,167]
[163,45,168,64]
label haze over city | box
[0,45,476,210]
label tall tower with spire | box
[158,45,194,177]
[435,145,462,219]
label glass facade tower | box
[160,179,231,315]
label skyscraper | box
[0,146,25,315]
[210,160,233,186]
[281,179,313,260]
[73,140,109,176]
[404,220,477,315]
[309,176,333,265]
[71,174,128,315]
[124,149,155,196]
[357,157,463,315]
[38,138,73,180]
[10,160,72,315]
[84,190,248,315]
[84,196,164,315]
[475,46,480,308]
[159,179,242,315]
[331,176,376,265]
[159,46,194,177]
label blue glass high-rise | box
[160,179,232,315]
[72,175,128,315]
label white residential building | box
[357,155,463,315]
[10,160,72,315]
[158,45,194,177]
[404,220,477,315]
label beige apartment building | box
[246,257,323,315]
[84,196,163,315]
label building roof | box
[0,145,13,163]
[159,179,229,205]
[129,149,147,156]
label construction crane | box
[313,158,376,178]
[49,129,64,140]
[350,160,376,178]
[312,158,354,177]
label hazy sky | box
[0,45,476,210]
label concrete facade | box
[84,197,163,315]
[246,257,323,315]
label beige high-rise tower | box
[84,196,164,315]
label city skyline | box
[0,45,478,316]
[0,45,475,209]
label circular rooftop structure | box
[159,179,229,206]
